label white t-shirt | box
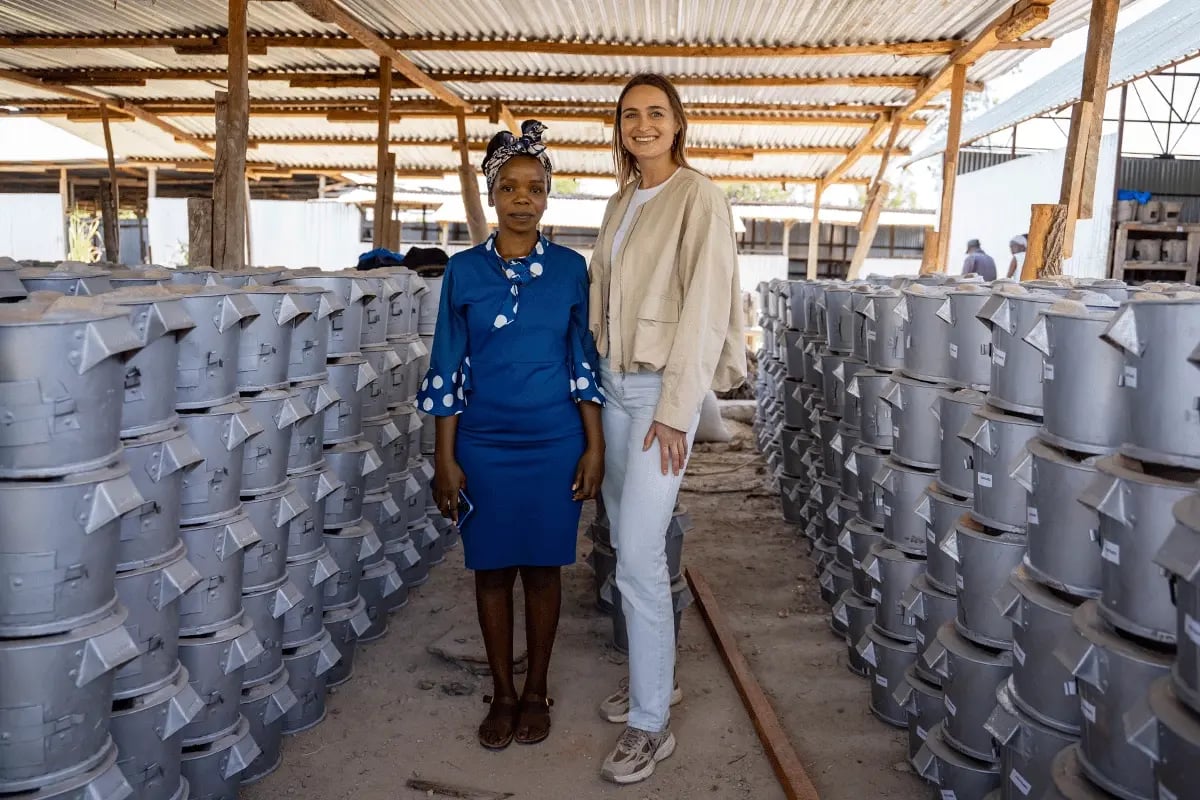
[610,169,679,263]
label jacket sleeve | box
[568,260,605,406]
[654,189,738,430]
[416,260,472,416]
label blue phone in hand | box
[456,489,474,526]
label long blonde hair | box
[612,73,692,187]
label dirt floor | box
[243,419,927,800]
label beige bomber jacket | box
[588,167,747,431]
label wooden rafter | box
[0,32,1054,57]
[818,113,893,190]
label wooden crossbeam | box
[0,32,1054,58]
[819,113,893,190]
[322,109,925,128]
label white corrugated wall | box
[0,194,65,261]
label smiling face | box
[492,155,548,237]
[619,84,681,168]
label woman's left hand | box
[573,446,605,501]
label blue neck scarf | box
[484,232,549,330]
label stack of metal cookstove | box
[752,279,792,506]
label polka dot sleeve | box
[416,262,471,417]
[569,265,605,407]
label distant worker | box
[1006,234,1028,279]
[962,239,997,281]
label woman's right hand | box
[433,458,467,523]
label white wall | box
[149,197,365,269]
[0,194,65,260]
[738,254,788,293]
[948,133,1118,279]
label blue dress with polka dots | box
[417,233,604,570]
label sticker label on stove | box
[949,343,959,359]
[875,674,889,689]
[1101,540,1121,565]
[917,725,928,741]
[1013,641,1026,666]
[1081,698,1096,723]
[1043,362,1055,381]
[978,472,993,488]
[1027,506,1039,525]
[944,695,957,716]
[993,349,1007,367]
[1010,769,1033,796]
[1124,365,1138,388]
[867,330,877,341]
[1064,681,1078,696]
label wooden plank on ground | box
[685,567,821,800]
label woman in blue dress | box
[418,121,605,750]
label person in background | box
[419,121,605,751]
[1006,234,1028,279]
[962,238,997,281]
[589,73,746,785]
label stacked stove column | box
[766,279,814,527]
[0,296,146,800]
[415,271,461,554]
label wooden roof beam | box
[322,109,925,128]
[818,113,893,190]
[0,32,1053,58]
[285,0,472,110]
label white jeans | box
[599,360,699,733]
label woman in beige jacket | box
[590,73,746,785]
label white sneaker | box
[598,676,683,723]
[600,726,677,784]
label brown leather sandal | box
[478,695,519,750]
[514,694,554,745]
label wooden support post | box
[920,229,940,275]
[847,181,890,280]
[99,103,121,263]
[187,198,214,266]
[934,63,968,273]
[244,179,254,266]
[372,56,393,248]
[59,167,70,259]
[1024,203,1069,278]
[378,152,397,249]
[211,0,249,270]
[457,112,489,245]
[146,166,157,262]
[805,187,823,280]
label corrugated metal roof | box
[912,0,1200,159]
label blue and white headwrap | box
[484,232,548,330]
[482,120,553,196]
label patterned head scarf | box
[482,120,553,197]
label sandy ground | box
[243,420,927,800]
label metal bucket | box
[113,542,202,699]
[934,388,984,500]
[110,664,202,800]
[177,507,260,635]
[0,461,142,636]
[985,678,1079,800]
[899,285,953,383]
[834,425,861,502]
[1103,293,1200,468]
[282,546,340,647]
[945,516,1024,649]
[0,608,139,792]
[840,516,881,599]
[323,520,383,610]
[1156,492,1200,712]
[914,484,969,595]
[240,575,303,687]
[861,542,923,641]
[959,403,1041,533]
[238,666,298,785]
[177,615,264,744]
[818,561,852,609]
[361,342,403,420]
[1011,438,1102,598]
[324,595,372,687]
[847,443,888,528]
[914,722,1002,798]
[358,274,403,347]
[944,285,993,390]
[874,456,936,555]
[921,621,1013,762]
[105,287,196,437]
[21,739,135,800]
[1124,677,1200,800]
[782,378,806,430]
[894,664,945,764]
[287,378,339,473]
[855,624,917,727]
[0,297,142,477]
[821,494,856,549]
[285,286,340,382]
[285,460,342,557]
[239,388,310,496]
[241,480,308,592]
[278,270,374,358]
[179,715,260,800]
[373,267,424,339]
[834,589,876,677]
[847,368,894,449]
[778,473,808,524]
[118,425,203,571]
[860,288,905,372]
[387,403,417,476]
[236,287,312,392]
[417,274,442,336]
[281,629,341,734]
[172,286,259,411]
[975,286,1059,416]
[840,358,866,431]
[359,556,404,641]
[993,565,1086,734]
[902,572,956,655]
[362,414,403,492]
[783,329,805,379]
[849,289,872,362]
[1079,454,1195,643]
[1055,601,1172,800]
[177,401,262,525]
[323,438,383,528]
[881,372,944,469]
[1026,296,1126,454]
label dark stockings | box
[474,565,562,747]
